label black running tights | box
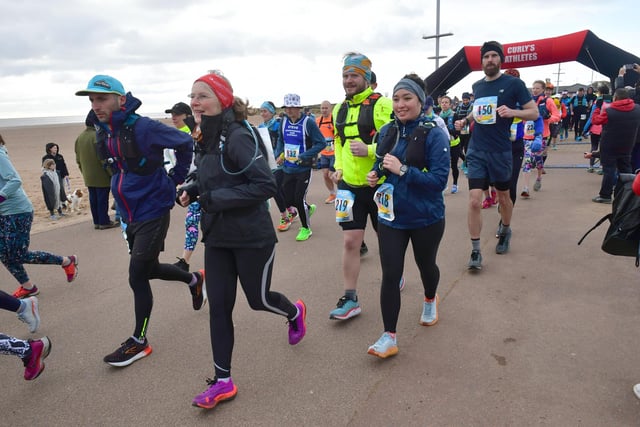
[377,220,445,333]
[204,244,297,379]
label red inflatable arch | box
[425,30,640,97]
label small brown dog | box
[67,189,84,212]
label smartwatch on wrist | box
[399,164,408,177]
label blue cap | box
[75,75,125,96]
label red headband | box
[195,73,234,109]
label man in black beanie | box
[455,40,539,271]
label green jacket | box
[75,126,112,188]
[332,88,392,186]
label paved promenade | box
[2,142,639,426]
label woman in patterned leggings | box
[0,134,78,299]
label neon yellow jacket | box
[332,88,392,186]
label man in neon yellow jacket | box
[329,52,393,321]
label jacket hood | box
[611,98,636,111]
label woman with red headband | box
[178,72,307,410]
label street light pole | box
[422,0,453,70]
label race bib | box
[374,183,395,221]
[335,189,355,223]
[509,123,518,141]
[284,143,300,163]
[324,137,334,150]
[473,96,498,125]
[524,121,536,138]
[580,114,587,121]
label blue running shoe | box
[367,332,398,358]
[329,296,361,320]
[420,295,439,326]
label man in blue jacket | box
[76,75,205,368]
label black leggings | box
[273,169,287,213]
[377,220,445,333]
[589,134,601,167]
[282,170,312,227]
[129,257,193,339]
[509,139,525,205]
[450,144,463,185]
[205,244,297,379]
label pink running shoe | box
[192,377,238,409]
[288,299,307,345]
[24,336,51,380]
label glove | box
[530,136,543,153]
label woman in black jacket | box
[42,142,69,208]
[179,72,307,410]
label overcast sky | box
[0,0,635,119]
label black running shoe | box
[360,241,368,256]
[174,257,190,272]
[190,270,205,310]
[103,337,152,367]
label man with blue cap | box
[76,75,205,368]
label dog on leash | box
[67,189,84,212]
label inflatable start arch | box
[425,30,640,97]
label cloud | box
[0,0,635,119]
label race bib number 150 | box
[473,96,498,125]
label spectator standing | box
[590,88,640,203]
[75,112,120,229]
[42,142,70,209]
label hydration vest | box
[376,120,436,171]
[335,92,382,145]
[96,114,161,175]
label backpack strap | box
[577,213,611,246]
[335,92,382,145]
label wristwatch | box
[399,164,408,176]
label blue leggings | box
[183,201,201,252]
[0,333,30,359]
[0,212,63,285]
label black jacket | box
[182,110,277,248]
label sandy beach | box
[0,122,96,234]
[0,115,266,234]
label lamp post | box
[422,0,453,70]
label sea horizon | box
[0,113,167,129]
